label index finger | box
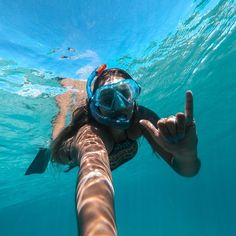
[139,119,159,137]
[185,90,194,123]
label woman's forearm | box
[75,125,117,236]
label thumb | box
[139,119,160,140]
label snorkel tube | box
[86,64,133,129]
[86,64,107,98]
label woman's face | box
[97,78,135,120]
[99,103,134,120]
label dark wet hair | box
[93,68,133,93]
[51,68,135,164]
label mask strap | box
[86,64,107,99]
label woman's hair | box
[93,68,133,93]
[50,102,90,163]
[50,68,134,164]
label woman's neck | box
[108,127,127,143]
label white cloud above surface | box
[75,49,101,79]
[76,65,94,79]
[70,50,99,61]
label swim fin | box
[25,148,50,175]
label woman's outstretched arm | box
[73,124,117,236]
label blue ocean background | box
[0,0,235,235]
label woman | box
[42,65,201,235]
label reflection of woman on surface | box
[51,64,201,236]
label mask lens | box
[94,80,140,111]
[98,88,116,108]
[116,84,132,100]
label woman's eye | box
[119,89,132,100]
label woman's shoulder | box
[135,105,160,121]
[128,105,160,140]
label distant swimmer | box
[67,47,76,52]
[60,55,69,59]
[26,64,201,235]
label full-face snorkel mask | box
[86,64,141,129]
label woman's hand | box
[139,91,198,161]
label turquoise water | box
[0,0,235,235]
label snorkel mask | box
[86,64,141,129]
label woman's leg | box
[74,125,117,236]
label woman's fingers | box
[165,116,177,137]
[140,106,190,144]
[140,92,195,145]
[158,117,177,143]
[176,112,185,140]
[185,91,194,124]
[158,114,186,143]
[157,118,170,137]
[139,119,159,137]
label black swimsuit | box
[109,139,138,170]
[64,138,138,172]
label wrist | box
[171,153,201,177]
[173,149,198,163]
[171,151,198,164]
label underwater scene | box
[0,0,235,235]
